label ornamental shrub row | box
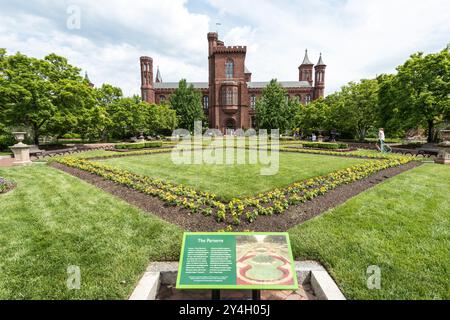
[115,141,163,150]
[55,154,413,226]
[301,142,349,150]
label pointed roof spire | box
[301,49,313,65]
[317,53,326,66]
[155,66,162,83]
[84,71,94,87]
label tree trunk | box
[33,124,40,146]
[427,120,434,143]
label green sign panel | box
[176,232,298,290]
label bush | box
[61,133,81,139]
[301,142,349,150]
[0,134,14,152]
[115,141,163,150]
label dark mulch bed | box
[51,161,422,232]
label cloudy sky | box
[1,0,449,96]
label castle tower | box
[314,53,326,99]
[140,56,155,103]
[299,49,314,86]
[207,32,249,132]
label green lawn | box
[100,151,365,200]
[1,160,448,300]
[0,164,182,299]
[289,163,450,300]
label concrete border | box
[129,261,345,300]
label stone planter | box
[10,132,32,166]
[435,130,450,165]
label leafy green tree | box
[256,79,298,133]
[169,79,204,131]
[147,103,178,136]
[0,50,96,145]
[108,96,151,139]
[331,79,379,141]
[79,84,123,141]
[294,98,330,135]
[388,46,450,142]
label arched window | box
[225,59,234,79]
[159,95,166,102]
[250,95,256,109]
[305,94,311,105]
[202,95,209,110]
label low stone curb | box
[129,261,346,301]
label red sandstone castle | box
[140,32,326,132]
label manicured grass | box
[0,164,183,299]
[100,151,365,200]
[289,164,450,300]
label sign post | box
[176,232,298,299]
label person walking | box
[379,128,386,152]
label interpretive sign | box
[176,232,298,290]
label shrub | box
[115,141,163,150]
[61,133,81,139]
[0,134,14,151]
[301,142,349,150]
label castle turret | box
[140,56,155,103]
[207,32,218,57]
[314,53,326,99]
[299,49,314,86]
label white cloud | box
[0,0,449,95]
[208,0,450,93]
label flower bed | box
[55,153,414,226]
[0,177,14,194]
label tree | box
[147,103,178,136]
[107,96,151,139]
[169,79,204,131]
[256,79,298,133]
[335,79,380,141]
[0,50,96,145]
[293,98,330,135]
[389,46,450,142]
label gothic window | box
[159,95,166,102]
[225,59,234,79]
[250,95,256,109]
[203,95,209,110]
